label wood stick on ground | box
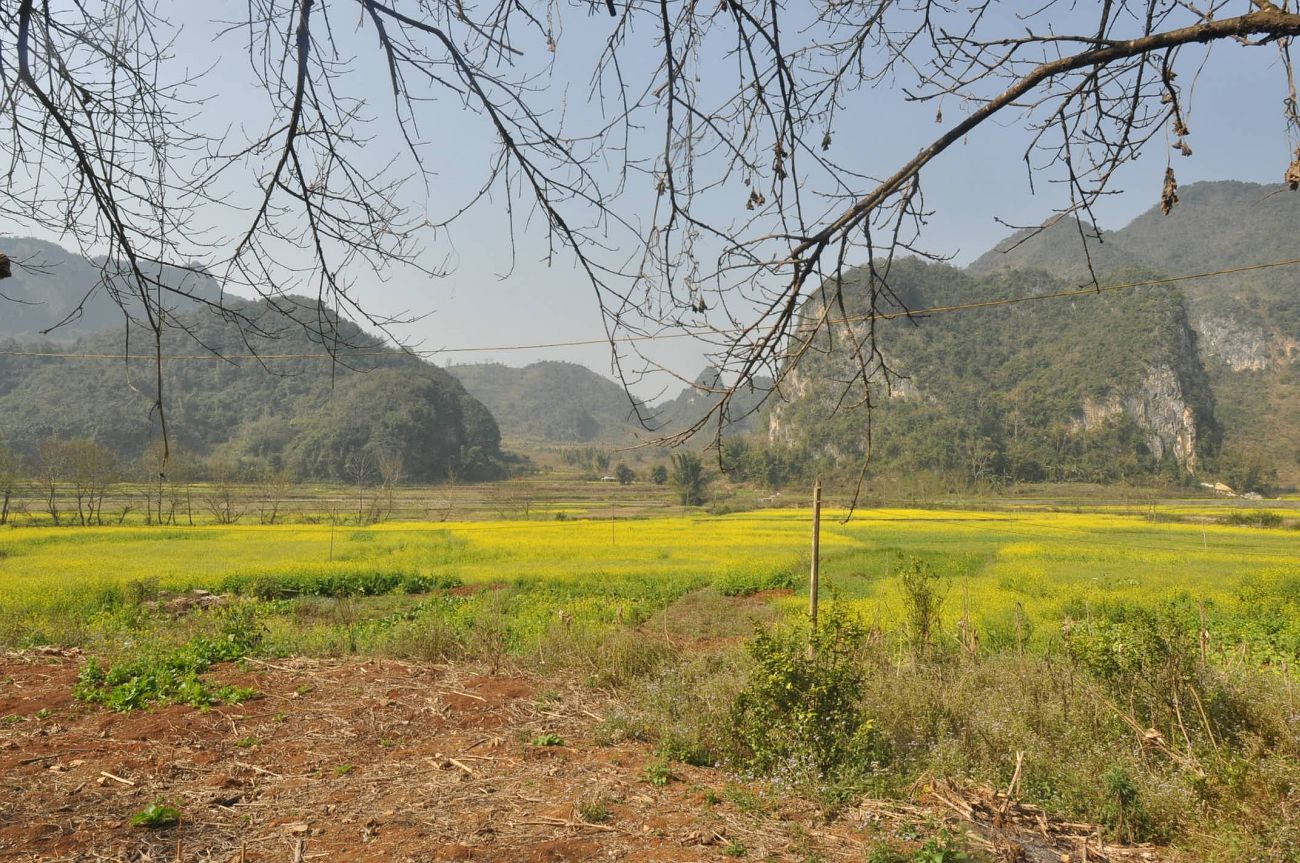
[999,750,1024,817]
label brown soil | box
[0,653,1160,863]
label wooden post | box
[809,479,822,629]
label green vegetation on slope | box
[968,180,1300,487]
[769,258,1218,486]
[0,298,504,482]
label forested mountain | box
[4,181,1294,491]
[446,361,655,443]
[0,300,504,482]
[966,181,1299,488]
[768,259,1220,485]
[0,237,224,340]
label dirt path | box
[0,653,1160,863]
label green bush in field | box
[1225,510,1283,528]
[897,555,945,655]
[728,608,883,790]
[1065,601,1247,752]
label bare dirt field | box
[1,652,1160,863]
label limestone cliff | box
[1072,365,1201,473]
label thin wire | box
[2,257,1298,362]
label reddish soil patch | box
[448,583,507,597]
[0,653,1160,863]
[746,588,794,602]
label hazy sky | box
[11,4,1299,400]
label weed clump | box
[712,563,796,597]
[897,556,946,655]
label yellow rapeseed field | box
[2,507,1297,651]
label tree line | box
[0,438,415,528]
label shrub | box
[1225,510,1283,528]
[1065,602,1247,753]
[727,608,883,790]
[897,556,945,655]
[577,796,611,823]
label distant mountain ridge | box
[446,361,774,444]
[0,236,227,341]
[446,361,656,444]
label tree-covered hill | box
[446,361,655,443]
[767,258,1222,486]
[0,299,504,482]
[967,180,1299,488]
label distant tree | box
[670,453,711,507]
[0,442,17,526]
[255,466,294,526]
[204,459,246,525]
[345,450,376,525]
[1218,451,1278,496]
[564,447,615,480]
[65,439,115,526]
[141,440,166,526]
[33,438,68,525]
[615,463,635,485]
[374,450,405,523]
[649,464,668,486]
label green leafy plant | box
[531,732,564,746]
[1101,766,1144,843]
[864,845,907,863]
[75,605,263,711]
[912,833,968,863]
[723,840,748,858]
[642,757,675,787]
[333,763,354,776]
[131,802,181,829]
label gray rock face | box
[1073,365,1199,473]
[1194,314,1299,371]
